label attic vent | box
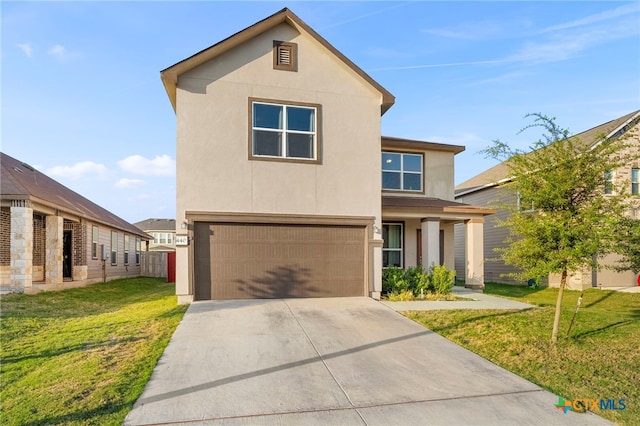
[12,167,23,173]
[273,41,297,72]
[21,163,35,171]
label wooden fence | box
[140,252,168,278]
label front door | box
[63,230,72,279]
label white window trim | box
[604,170,615,195]
[92,226,99,259]
[382,222,404,268]
[135,238,141,265]
[382,152,423,192]
[111,231,118,266]
[631,168,639,196]
[250,100,319,161]
[124,235,130,265]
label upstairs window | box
[382,152,423,192]
[632,168,639,195]
[250,100,320,162]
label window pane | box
[383,251,402,268]
[287,133,314,158]
[633,183,639,195]
[382,153,401,171]
[253,130,282,156]
[253,103,282,129]
[403,173,421,191]
[404,155,422,172]
[382,171,401,190]
[383,225,402,249]
[287,107,314,131]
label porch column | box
[421,218,440,269]
[465,218,485,289]
[10,201,33,290]
[45,215,63,285]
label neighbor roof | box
[455,110,640,196]
[1,152,149,239]
[160,7,395,114]
[134,218,176,232]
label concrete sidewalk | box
[381,286,536,311]
[125,297,609,425]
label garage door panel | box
[194,223,365,300]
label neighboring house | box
[1,152,150,293]
[161,8,494,303]
[134,218,177,251]
[455,111,640,290]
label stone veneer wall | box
[10,203,34,289]
[45,215,63,285]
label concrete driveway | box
[125,297,609,425]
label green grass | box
[403,283,640,426]
[0,277,188,426]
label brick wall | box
[33,214,46,267]
[0,208,9,266]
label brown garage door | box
[194,222,366,300]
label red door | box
[167,251,176,283]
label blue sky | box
[2,1,639,223]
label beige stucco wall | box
[425,151,456,200]
[174,24,384,301]
[381,148,456,201]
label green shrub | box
[382,267,408,294]
[430,263,455,294]
[387,290,415,301]
[404,266,425,295]
[383,264,456,297]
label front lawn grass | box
[0,277,188,426]
[404,283,639,426]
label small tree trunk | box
[551,270,567,343]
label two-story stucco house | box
[455,110,640,290]
[134,218,177,252]
[162,8,494,303]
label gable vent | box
[278,47,291,65]
[273,41,297,72]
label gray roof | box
[455,110,640,195]
[1,152,149,239]
[134,218,176,232]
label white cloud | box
[17,43,33,58]
[421,21,505,40]
[115,178,145,189]
[118,154,175,176]
[539,3,640,34]
[48,44,69,61]
[48,161,109,180]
